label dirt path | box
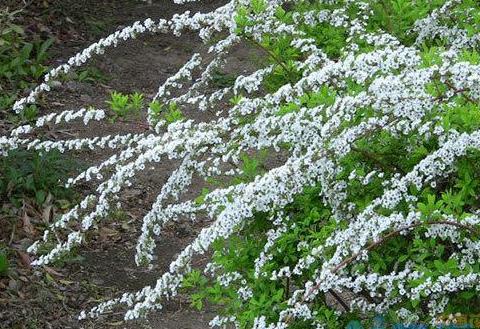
[26,0,259,328]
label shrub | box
[2,0,480,328]
[0,149,78,207]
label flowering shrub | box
[2,0,480,328]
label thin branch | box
[285,219,479,323]
[351,145,405,175]
[328,290,350,312]
[247,37,296,84]
[444,79,477,104]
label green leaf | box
[191,293,204,310]
[36,189,47,205]
[37,38,54,61]
[433,259,443,271]
[20,43,33,62]
[251,0,267,14]
[411,299,420,308]
[194,188,210,205]
[459,291,476,300]
[0,252,8,275]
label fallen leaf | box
[17,251,31,269]
[45,266,64,277]
[19,276,29,283]
[45,192,53,206]
[22,212,35,237]
[42,205,53,223]
[99,227,119,241]
[107,321,124,326]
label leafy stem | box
[247,36,297,85]
[285,219,479,323]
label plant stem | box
[351,145,405,175]
[285,220,479,323]
[247,37,296,84]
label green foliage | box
[182,1,480,326]
[106,91,144,120]
[183,174,343,327]
[129,92,144,112]
[149,100,184,126]
[75,66,109,84]
[276,86,337,117]
[194,187,210,206]
[0,149,77,207]
[149,99,162,123]
[19,104,39,123]
[368,0,444,44]
[0,8,53,113]
[231,151,268,184]
[163,102,184,123]
[5,0,480,326]
[0,250,8,276]
[211,69,236,88]
[107,91,129,117]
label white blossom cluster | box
[3,0,480,327]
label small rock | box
[8,279,18,291]
[65,81,82,91]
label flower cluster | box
[3,0,480,327]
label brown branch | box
[330,220,477,274]
[351,146,405,175]
[328,290,350,312]
[247,37,296,84]
[444,79,477,104]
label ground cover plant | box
[0,1,76,278]
[0,2,122,327]
[1,0,480,328]
[0,7,53,119]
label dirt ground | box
[1,0,261,328]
